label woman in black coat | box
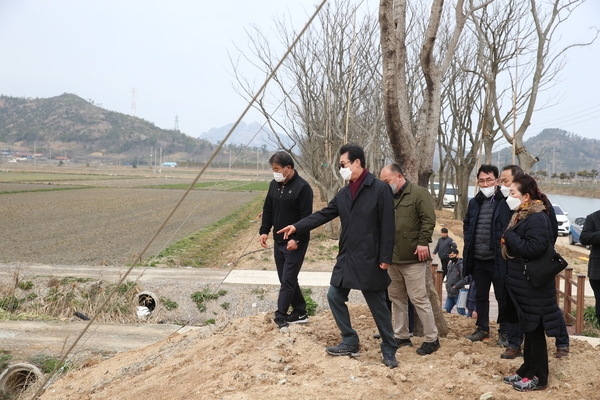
[500,174,560,392]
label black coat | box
[259,171,313,243]
[579,209,600,280]
[502,211,561,336]
[293,172,395,291]
[463,190,511,277]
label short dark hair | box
[339,144,366,168]
[449,247,459,255]
[502,164,524,179]
[441,228,448,233]
[269,151,294,169]
[389,163,404,176]
[477,164,499,179]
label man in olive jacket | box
[379,163,439,355]
[278,144,398,368]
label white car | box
[553,204,570,236]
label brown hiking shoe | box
[556,347,570,358]
[500,347,523,359]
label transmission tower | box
[131,88,137,116]
[174,114,180,132]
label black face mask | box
[449,255,458,261]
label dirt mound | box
[41,305,600,400]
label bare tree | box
[379,0,492,185]
[473,0,598,172]
[231,1,391,203]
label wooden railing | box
[555,267,587,335]
[430,263,444,305]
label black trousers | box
[473,258,504,333]
[274,241,308,319]
[589,278,600,323]
[516,321,549,386]
[440,257,450,278]
[327,284,398,355]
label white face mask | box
[389,183,397,194]
[500,185,510,197]
[339,167,352,181]
[480,186,495,198]
[273,167,288,183]
[506,195,522,210]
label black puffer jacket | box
[502,210,560,336]
[463,190,511,277]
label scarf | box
[501,200,547,260]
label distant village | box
[0,148,177,167]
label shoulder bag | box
[521,217,568,287]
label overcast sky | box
[0,0,598,144]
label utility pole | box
[174,115,180,132]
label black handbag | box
[521,218,568,287]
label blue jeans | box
[444,296,466,315]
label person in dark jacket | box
[433,228,457,279]
[579,209,600,328]
[499,164,570,359]
[277,144,398,369]
[260,151,313,329]
[501,174,560,392]
[463,164,511,344]
[444,247,468,315]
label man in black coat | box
[579,210,600,329]
[278,144,398,369]
[260,151,313,329]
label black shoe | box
[372,332,381,339]
[466,328,489,342]
[382,353,398,368]
[326,343,360,357]
[395,338,413,347]
[274,317,289,329]
[287,311,309,324]
[416,339,440,355]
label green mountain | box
[0,93,213,161]
[494,128,600,174]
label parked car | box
[432,182,458,208]
[569,216,590,248]
[553,204,570,236]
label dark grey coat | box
[503,211,561,336]
[293,172,395,291]
[579,210,600,280]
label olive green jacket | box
[392,181,436,264]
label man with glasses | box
[277,144,398,369]
[463,164,511,343]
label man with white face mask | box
[260,151,313,329]
[463,164,511,343]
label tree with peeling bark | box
[379,0,491,187]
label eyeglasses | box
[339,160,353,168]
[478,178,497,185]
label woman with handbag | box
[500,174,561,392]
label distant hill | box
[0,93,213,162]
[493,128,600,174]
[198,121,278,149]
